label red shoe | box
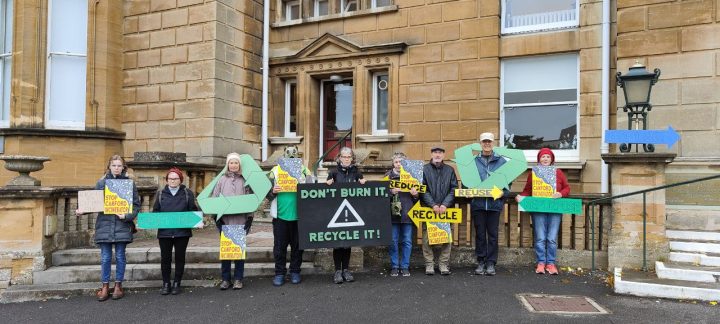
[535,263,545,274]
[546,264,559,275]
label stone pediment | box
[271,33,406,64]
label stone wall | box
[122,0,265,166]
[616,0,720,204]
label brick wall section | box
[122,0,264,165]
[617,0,720,159]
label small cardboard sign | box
[427,222,452,245]
[532,166,556,198]
[104,179,133,214]
[220,225,246,260]
[78,190,104,213]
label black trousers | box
[472,210,501,264]
[333,248,351,270]
[273,218,303,275]
[158,236,190,284]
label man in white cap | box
[420,146,458,275]
[471,133,509,276]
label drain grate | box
[517,294,609,314]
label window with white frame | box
[372,0,392,8]
[46,0,88,130]
[341,0,357,13]
[285,0,301,21]
[314,0,329,16]
[502,0,578,34]
[0,0,12,128]
[284,80,298,137]
[372,72,388,135]
[501,53,579,160]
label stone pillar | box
[602,153,675,271]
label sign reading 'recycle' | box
[297,182,392,249]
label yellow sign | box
[532,171,554,198]
[104,186,130,214]
[389,180,427,193]
[219,231,246,260]
[277,168,299,192]
[427,223,452,245]
[408,202,462,225]
[454,186,504,200]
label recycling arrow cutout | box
[137,211,204,229]
[197,154,272,220]
[407,201,463,228]
[452,144,527,193]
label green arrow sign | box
[518,197,582,214]
[197,154,272,220]
[137,211,204,229]
[452,144,527,190]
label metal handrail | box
[312,130,352,179]
[587,173,720,272]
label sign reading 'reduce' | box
[297,182,392,249]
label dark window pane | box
[289,83,297,133]
[375,74,388,131]
[504,104,577,150]
[504,89,577,105]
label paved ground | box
[1,266,716,323]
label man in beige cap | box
[471,133,510,276]
[420,146,458,275]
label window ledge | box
[0,127,125,140]
[272,5,399,28]
[269,136,304,145]
[356,133,404,143]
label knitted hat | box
[226,152,241,166]
[537,147,555,165]
[166,167,184,183]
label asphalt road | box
[1,267,717,323]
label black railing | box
[312,130,352,179]
[587,174,720,271]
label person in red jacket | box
[515,148,570,275]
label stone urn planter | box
[0,155,51,186]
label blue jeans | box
[532,213,562,264]
[389,223,413,269]
[221,260,245,281]
[99,242,127,283]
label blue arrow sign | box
[604,126,680,148]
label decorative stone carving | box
[0,155,51,187]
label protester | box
[420,146,458,276]
[326,147,366,283]
[212,152,254,290]
[471,133,510,276]
[152,167,198,295]
[385,153,418,277]
[516,148,570,275]
[268,146,313,286]
[91,155,140,301]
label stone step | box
[666,207,720,231]
[655,261,720,283]
[669,252,720,267]
[668,241,720,254]
[52,247,315,266]
[613,267,720,302]
[33,262,321,285]
[666,230,720,243]
[0,280,216,304]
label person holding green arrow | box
[151,167,199,295]
[515,148,570,275]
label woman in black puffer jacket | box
[152,167,198,295]
[92,155,141,301]
[326,147,366,284]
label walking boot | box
[439,264,451,275]
[219,280,231,290]
[160,282,171,295]
[171,281,182,295]
[342,269,354,282]
[96,283,110,302]
[333,270,343,284]
[474,262,486,275]
[111,282,124,300]
[485,263,496,276]
[425,265,435,275]
[232,279,243,290]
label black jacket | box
[327,163,364,183]
[421,162,458,208]
[152,184,198,238]
[94,173,141,244]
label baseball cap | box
[479,132,495,142]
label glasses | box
[340,155,352,159]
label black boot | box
[171,281,182,295]
[160,282,170,295]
